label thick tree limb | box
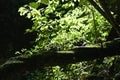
[88,0,111,24]
[88,0,120,35]
[0,47,120,79]
[98,0,120,35]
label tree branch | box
[0,47,120,79]
[98,0,120,35]
[88,0,120,35]
[88,0,110,24]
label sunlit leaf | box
[29,2,40,8]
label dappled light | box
[0,0,120,80]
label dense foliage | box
[1,0,120,80]
[14,0,120,80]
[18,0,110,53]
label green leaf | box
[29,2,40,8]
[38,0,49,5]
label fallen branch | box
[0,47,120,80]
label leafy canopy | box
[18,0,111,53]
[18,0,115,80]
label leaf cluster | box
[18,0,111,53]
